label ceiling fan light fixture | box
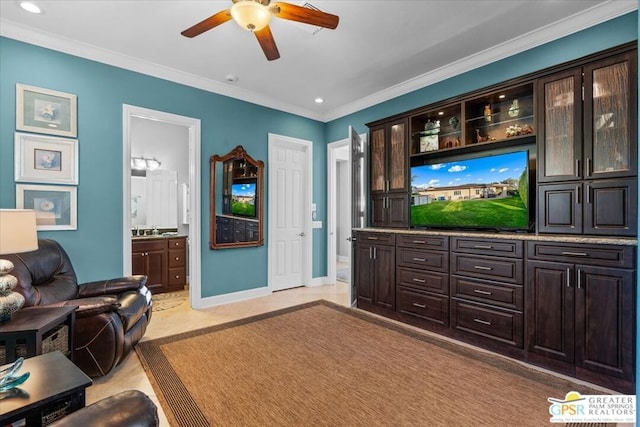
[230,0,272,32]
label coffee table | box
[0,351,92,426]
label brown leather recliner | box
[5,239,153,377]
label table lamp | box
[0,209,38,323]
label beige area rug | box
[136,300,609,427]
[151,290,188,312]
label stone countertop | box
[353,228,638,246]
[131,234,188,241]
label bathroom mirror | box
[210,145,264,249]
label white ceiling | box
[0,1,636,122]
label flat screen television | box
[410,150,531,231]
[231,182,257,218]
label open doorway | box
[122,105,201,307]
[327,141,350,284]
[327,128,366,296]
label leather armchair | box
[5,239,153,377]
[48,390,159,427]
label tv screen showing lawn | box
[231,182,256,217]
[410,150,530,230]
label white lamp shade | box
[231,1,272,32]
[0,209,38,255]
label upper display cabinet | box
[464,82,535,146]
[409,82,535,159]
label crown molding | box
[1,0,636,123]
[322,0,638,122]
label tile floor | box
[86,283,350,426]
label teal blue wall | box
[0,37,327,296]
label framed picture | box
[16,184,77,230]
[16,84,77,137]
[14,132,78,184]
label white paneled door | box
[269,135,311,292]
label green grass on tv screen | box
[231,201,255,217]
[411,195,528,228]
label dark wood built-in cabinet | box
[526,241,636,392]
[369,118,409,228]
[537,51,638,236]
[132,236,187,294]
[354,232,396,312]
[396,234,450,328]
[450,237,524,350]
[358,43,637,394]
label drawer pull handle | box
[175,257,180,261]
[561,251,587,257]
[473,265,492,271]
[367,236,379,240]
[412,240,426,244]
[412,278,426,283]
[412,257,426,262]
[473,245,492,249]
[175,275,180,279]
[473,289,492,295]
[412,303,426,309]
[175,243,180,246]
[473,318,492,326]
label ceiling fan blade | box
[254,26,280,61]
[271,2,339,29]
[181,9,232,38]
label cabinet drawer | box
[397,286,449,327]
[451,237,523,258]
[168,268,186,286]
[396,234,448,250]
[451,277,522,310]
[397,247,448,272]
[168,238,186,249]
[527,241,635,268]
[356,232,395,245]
[168,250,186,268]
[451,299,523,347]
[246,221,259,231]
[451,253,523,284]
[397,267,448,294]
[132,239,166,252]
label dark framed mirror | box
[210,145,264,249]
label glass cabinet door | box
[370,126,386,193]
[584,52,637,178]
[388,120,407,191]
[538,69,583,182]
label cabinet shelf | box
[410,134,535,161]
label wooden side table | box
[0,306,76,365]
[0,351,92,426]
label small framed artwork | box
[16,83,77,137]
[14,132,78,184]
[16,184,77,230]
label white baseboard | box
[192,286,271,309]
[337,255,349,263]
[308,276,329,287]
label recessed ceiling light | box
[498,94,506,99]
[225,74,239,83]
[438,111,444,116]
[18,1,43,14]
[314,97,324,104]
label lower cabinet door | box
[574,265,635,380]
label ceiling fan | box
[181,0,339,61]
